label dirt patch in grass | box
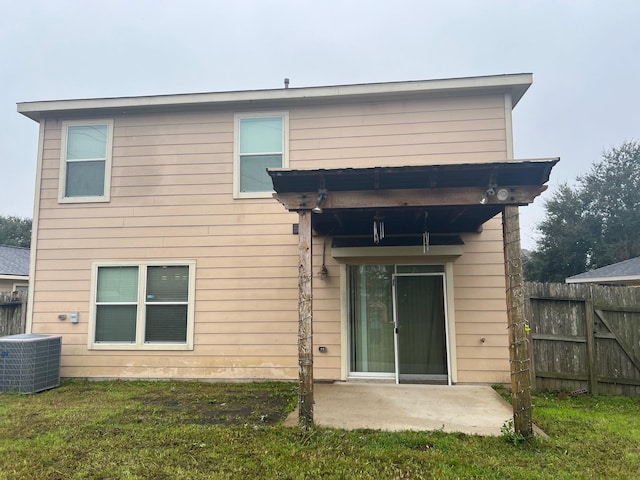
[137,387,292,426]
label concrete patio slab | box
[285,382,518,436]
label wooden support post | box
[584,287,598,395]
[502,206,533,437]
[523,283,536,392]
[297,211,314,429]
[20,295,27,334]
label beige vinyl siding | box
[309,237,342,379]
[31,92,511,382]
[35,112,300,379]
[288,94,507,169]
[454,217,510,383]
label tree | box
[0,216,32,248]
[580,141,640,266]
[525,140,640,282]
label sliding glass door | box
[349,265,449,383]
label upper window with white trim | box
[59,119,113,203]
[234,113,288,198]
[89,261,196,350]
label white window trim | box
[233,112,289,199]
[88,260,196,351]
[59,119,114,203]
[12,282,28,292]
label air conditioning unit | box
[0,334,62,394]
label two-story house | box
[17,73,556,386]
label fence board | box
[0,291,28,336]
[526,282,640,396]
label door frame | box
[392,272,451,385]
[343,263,454,385]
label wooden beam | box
[535,371,589,381]
[274,185,547,211]
[297,211,314,429]
[502,206,533,437]
[598,376,640,387]
[584,294,598,395]
[531,333,587,343]
[524,287,536,391]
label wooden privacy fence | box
[526,282,640,396]
[0,290,27,337]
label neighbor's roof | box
[17,73,532,122]
[566,256,640,285]
[0,245,30,277]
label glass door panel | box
[394,275,447,381]
[349,265,395,374]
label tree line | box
[524,140,640,282]
[0,216,32,248]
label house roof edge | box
[17,73,533,122]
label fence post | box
[20,294,28,334]
[584,285,597,395]
[524,284,536,392]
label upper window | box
[234,113,288,198]
[59,120,113,203]
[89,261,196,350]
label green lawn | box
[1,380,639,479]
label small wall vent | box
[0,334,62,394]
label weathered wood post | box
[297,210,314,429]
[20,291,28,334]
[523,283,536,391]
[584,285,598,395]
[502,206,533,437]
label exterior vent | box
[0,334,62,394]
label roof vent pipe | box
[284,78,290,88]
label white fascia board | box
[565,275,640,284]
[0,274,29,281]
[17,73,532,122]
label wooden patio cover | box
[270,159,558,236]
[268,158,558,435]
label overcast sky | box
[1,0,639,249]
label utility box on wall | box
[0,334,62,394]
